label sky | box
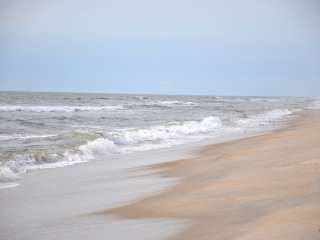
[1,0,319,96]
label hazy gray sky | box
[1,0,319,96]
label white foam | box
[157,100,195,106]
[0,139,116,186]
[0,105,123,112]
[137,100,196,107]
[76,138,120,159]
[107,116,222,146]
[133,95,149,100]
[0,166,20,182]
[0,134,57,141]
[0,151,88,187]
[308,99,320,110]
[235,109,293,128]
[0,182,19,190]
[50,116,224,165]
[249,98,282,103]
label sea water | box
[0,91,315,187]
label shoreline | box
[104,110,320,240]
[0,111,286,191]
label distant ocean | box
[0,92,317,188]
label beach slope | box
[105,111,320,240]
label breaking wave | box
[235,109,293,127]
[155,101,196,106]
[0,116,223,184]
[0,105,124,112]
[0,109,295,187]
[0,151,88,185]
[308,99,320,110]
[128,100,196,108]
[107,116,222,145]
[0,134,57,141]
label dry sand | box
[104,110,320,240]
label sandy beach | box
[105,110,320,240]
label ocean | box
[0,91,315,188]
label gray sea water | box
[0,91,315,187]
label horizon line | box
[0,89,315,98]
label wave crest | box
[0,166,20,183]
[235,109,293,127]
[0,105,123,112]
[107,116,222,146]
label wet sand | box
[105,110,320,240]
